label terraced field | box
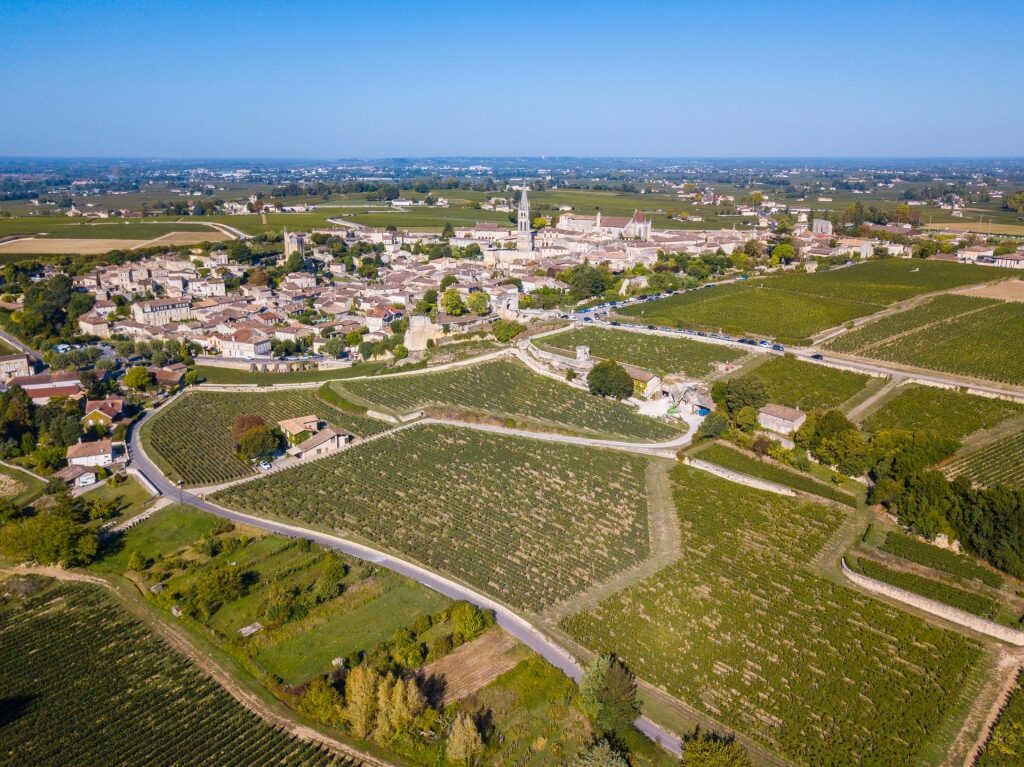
[852,557,998,618]
[141,389,390,486]
[561,466,980,767]
[947,431,1024,489]
[536,326,744,377]
[881,531,1003,589]
[334,359,683,441]
[0,580,351,767]
[214,424,654,613]
[977,672,1024,766]
[862,385,1023,439]
[737,354,871,411]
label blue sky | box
[1,0,1022,158]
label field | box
[536,326,744,377]
[0,219,230,255]
[946,431,1024,490]
[81,475,154,525]
[0,463,45,508]
[214,424,655,613]
[141,389,390,486]
[561,466,980,767]
[881,531,1004,589]
[738,354,871,411]
[826,294,1024,385]
[0,579,349,767]
[195,361,386,385]
[333,359,683,441]
[977,673,1024,766]
[852,557,998,618]
[862,385,1023,439]
[694,443,858,506]
[617,260,1012,344]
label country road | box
[126,410,687,755]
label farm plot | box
[561,466,980,767]
[976,672,1024,766]
[737,354,870,411]
[862,385,1023,440]
[946,431,1024,490]
[536,326,743,377]
[881,531,1003,589]
[0,580,350,767]
[694,443,857,506]
[334,359,683,441]
[141,389,389,486]
[214,424,654,613]
[852,557,998,619]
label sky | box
[1,0,1022,158]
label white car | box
[257,460,272,471]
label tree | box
[0,512,99,566]
[467,292,490,315]
[734,405,758,433]
[247,266,270,286]
[1005,190,1024,214]
[440,288,465,317]
[231,414,266,442]
[446,713,484,765]
[374,674,422,743]
[572,741,629,766]
[123,366,152,391]
[441,222,455,240]
[324,337,346,358]
[696,411,729,440]
[491,319,525,342]
[587,361,633,400]
[299,677,344,726]
[439,275,458,291]
[724,377,767,414]
[580,654,640,737]
[344,666,379,739]
[238,424,278,460]
[681,730,752,767]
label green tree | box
[123,366,153,391]
[724,377,767,414]
[440,275,458,291]
[299,677,344,726]
[572,740,629,766]
[681,730,752,766]
[467,292,490,315]
[587,360,633,400]
[344,665,379,739]
[1005,190,1024,214]
[580,654,640,737]
[491,319,525,342]
[734,405,758,433]
[441,222,455,240]
[696,411,730,440]
[440,288,465,317]
[238,424,278,460]
[446,713,484,765]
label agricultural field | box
[826,294,1024,385]
[0,463,45,508]
[334,359,683,441]
[141,389,390,486]
[0,578,351,767]
[946,431,1024,490]
[881,531,1004,589]
[536,326,744,377]
[561,466,981,767]
[194,361,386,385]
[693,443,858,506]
[862,385,1023,440]
[852,557,999,619]
[618,260,1013,343]
[977,673,1024,766]
[738,354,871,411]
[214,424,655,613]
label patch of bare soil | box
[418,628,520,705]
[957,279,1024,303]
[0,473,24,498]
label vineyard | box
[862,384,1023,440]
[536,326,743,377]
[852,557,998,618]
[946,431,1024,490]
[561,466,980,767]
[737,355,870,411]
[694,442,858,506]
[334,359,683,441]
[0,580,351,767]
[214,424,655,612]
[977,672,1024,766]
[141,389,390,486]
[826,294,1024,386]
[881,531,1004,589]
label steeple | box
[517,184,530,234]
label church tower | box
[517,184,534,251]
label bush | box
[587,360,633,400]
[696,411,729,440]
[492,319,525,343]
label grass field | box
[618,260,1014,343]
[82,475,153,525]
[947,431,1024,489]
[561,465,980,767]
[333,359,683,441]
[976,672,1024,766]
[536,326,744,377]
[826,294,1024,385]
[862,385,1023,439]
[0,463,45,508]
[738,354,871,411]
[214,424,655,613]
[141,389,390,486]
[694,442,858,506]
[0,578,350,767]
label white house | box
[287,427,352,461]
[757,404,807,435]
[66,439,113,468]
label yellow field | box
[925,222,1024,236]
[0,230,228,254]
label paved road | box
[126,410,685,754]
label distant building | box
[284,229,306,258]
[758,404,807,435]
[517,186,535,252]
[132,297,191,325]
[0,353,32,381]
[811,219,833,236]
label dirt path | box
[845,376,903,424]
[0,565,396,767]
[956,650,1024,766]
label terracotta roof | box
[759,404,806,423]
[85,398,124,418]
[66,439,112,459]
[278,415,320,436]
[294,426,351,452]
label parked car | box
[811,353,824,360]
[772,344,784,351]
[257,460,272,471]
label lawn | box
[0,463,46,508]
[93,503,223,571]
[334,359,683,442]
[737,354,871,412]
[946,431,1024,490]
[0,579,348,767]
[862,385,1023,440]
[536,326,744,378]
[81,475,153,524]
[140,388,390,486]
[214,424,656,613]
[561,465,980,767]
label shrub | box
[587,360,633,400]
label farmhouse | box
[757,404,807,435]
[218,328,272,358]
[287,426,352,461]
[277,415,321,445]
[81,397,124,430]
[66,438,113,468]
[620,363,663,400]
